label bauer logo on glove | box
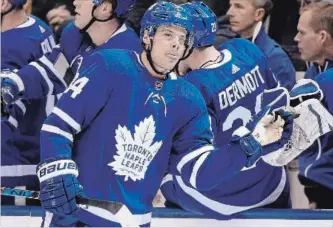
[37,159,78,182]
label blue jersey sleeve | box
[16,46,71,99]
[170,92,248,191]
[9,23,87,100]
[1,100,27,151]
[40,52,115,160]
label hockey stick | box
[1,187,139,227]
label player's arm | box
[1,100,27,145]
[171,97,293,191]
[37,52,114,216]
[1,23,83,104]
[1,100,27,130]
[1,47,71,101]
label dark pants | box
[299,175,333,209]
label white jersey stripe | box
[52,107,81,133]
[189,152,210,189]
[8,116,18,128]
[41,124,73,141]
[30,62,53,96]
[15,100,26,114]
[39,55,68,87]
[177,145,214,173]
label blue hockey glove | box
[260,86,290,112]
[37,157,84,216]
[290,79,323,107]
[232,106,294,167]
[1,70,25,106]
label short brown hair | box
[301,2,333,37]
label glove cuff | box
[37,159,78,182]
[239,134,262,167]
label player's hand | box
[259,108,294,150]
[47,5,74,32]
[290,79,323,107]
[37,157,85,216]
[1,70,24,106]
[252,111,289,146]
[232,106,294,167]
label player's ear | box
[1,0,10,12]
[254,8,265,22]
[100,1,113,19]
[319,30,331,45]
[142,30,152,49]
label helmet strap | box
[1,4,15,24]
[145,38,169,77]
[81,4,116,33]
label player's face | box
[73,0,94,29]
[227,0,258,36]
[151,26,188,71]
[294,11,325,62]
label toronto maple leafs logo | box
[108,115,163,181]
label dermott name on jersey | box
[218,65,265,110]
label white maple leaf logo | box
[108,115,163,181]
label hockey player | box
[37,2,292,226]
[161,2,291,218]
[1,0,56,205]
[1,0,140,209]
[293,2,333,209]
[36,1,294,227]
[1,0,141,106]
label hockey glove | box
[262,98,333,166]
[37,157,84,216]
[290,79,323,107]
[1,70,25,106]
[259,86,290,112]
[232,106,294,167]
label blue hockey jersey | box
[2,22,141,184]
[40,49,255,225]
[298,60,333,190]
[1,16,55,193]
[1,16,55,71]
[161,39,289,217]
[16,22,142,100]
